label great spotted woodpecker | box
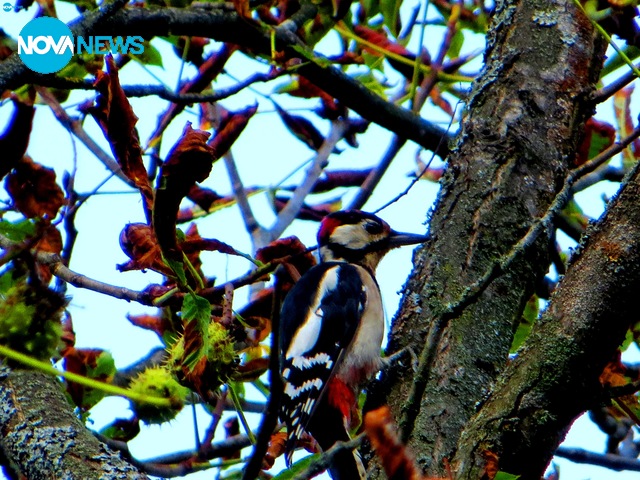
[279,210,428,479]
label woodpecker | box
[279,210,428,480]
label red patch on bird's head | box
[317,210,389,246]
[317,216,342,246]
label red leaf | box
[272,101,329,151]
[34,224,62,284]
[87,56,154,216]
[127,313,170,337]
[6,156,64,219]
[0,94,35,180]
[209,104,258,159]
[575,118,616,166]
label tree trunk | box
[0,366,148,479]
[368,0,606,477]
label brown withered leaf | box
[0,94,35,180]
[6,156,64,219]
[118,223,173,276]
[281,169,372,194]
[243,315,271,345]
[209,104,258,159]
[365,406,430,480]
[429,87,455,117]
[153,124,215,262]
[482,450,500,480]
[34,224,62,284]
[273,196,341,221]
[256,236,315,270]
[148,45,237,148]
[414,158,445,183]
[88,56,153,216]
[234,357,269,382]
[263,432,288,469]
[238,288,274,320]
[232,0,252,19]
[127,313,171,338]
[187,184,225,211]
[63,347,115,411]
[272,101,328,152]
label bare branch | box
[269,120,348,240]
[555,447,640,472]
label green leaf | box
[182,294,210,329]
[181,293,211,369]
[0,219,36,242]
[82,351,117,409]
[380,0,402,37]
[447,30,465,60]
[130,41,164,68]
[86,350,116,379]
[363,51,385,72]
[495,472,521,480]
[351,71,389,99]
[510,295,538,353]
[165,256,187,287]
[271,454,320,479]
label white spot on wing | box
[291,352,333,370]
[286,267,340,358]
[284,378,324,399]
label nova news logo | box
[18,17,144,74]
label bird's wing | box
[279,263,366,463]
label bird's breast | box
[336,265,384,387]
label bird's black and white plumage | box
[278,210,428,480]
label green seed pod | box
[128,367,190,424]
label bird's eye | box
[364,222,383,234]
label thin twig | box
[224,151,268,249]
[39,72,276,104]
[269,120,348,241]
[349,136,407,210]
[555,446,640,472]
[0,233,148,304]
[241,268,284,480]
[291,434,366,480]
[35,87,132,186]
[592,64,640,104]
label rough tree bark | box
[369,0,608,477]
[0,366,148,479]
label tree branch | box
[268,120,348,241]
[555,447,640,472]
[0,7,450,154]
[452,158,640,479]
[0,365,148,479]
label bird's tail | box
[308,400,365,480]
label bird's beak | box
[388,230,430,248]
